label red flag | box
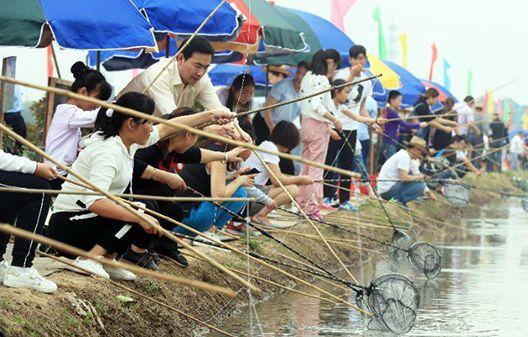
[46,46,54,78]
[331,0,357,32]
[428,43,438,81]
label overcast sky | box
[1,0,526,105]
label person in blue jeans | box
[175,187,247,236]
[377,136,430,206]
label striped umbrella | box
[212,0,309,57]
[0,0,156,50]
[421,79,458,102]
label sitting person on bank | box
[0,150,58,293]
[47,92,235,280]
[128,107,245,269]
[434,135,482,180]
[242,121,313,227]
[170,124,255,244]
[45,62,112,189]
[377,136,430,206]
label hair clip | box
[106,108,114,118]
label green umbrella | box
[0,0,49,47]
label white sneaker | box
[73,257,110,279]
[3,266,57,294]
[103,261,136,281]
[0,260,9,283]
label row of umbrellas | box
[0,0,457,106]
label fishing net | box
[443,183,470,208]
[422,158,450,188]
[522,197,528,213]
[356,273,420,334]
[408,242,442,279]
[388,229,413,263]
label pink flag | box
[331,0,357,32]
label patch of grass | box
[136,279,161,296]
[94,300,108,316]
[13,315,41,337]
[66,315,80,327]
[0,298,10,308]
[241,237,261,252]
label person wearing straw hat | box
[377,136,431,206]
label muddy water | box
[207,201,528,337]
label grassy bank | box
[0,172,526,337]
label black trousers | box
[3,112,27,155]
[132,182,183,250]
[323,130,357,204]
[0,170,51,267]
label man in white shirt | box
[455,96,479,136]
[510,131,525,170]
[377,136,430,206]
[334,45,373,122]
[119,36,225,116]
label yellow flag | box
[399,32,408,69]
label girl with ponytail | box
[47,91,235,279]
[45,61,113,189]
[296,49,343,221]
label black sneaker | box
[156,240,189,268]
[122,248,159,271]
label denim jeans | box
[380,181,426,205]
[173,187,247,236]
[382,142,397,162]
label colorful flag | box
[522,108,528,130]
[399,32,408,68]
[428,43,438,81]
[502,99,510,126]
[442,59,451,90]
[487,90,494,114]
[372,5,387,60]
[331,0,357,33]
[466,70,473,96]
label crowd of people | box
[0,36,526,294]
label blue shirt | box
[264,78,301,125]
[357,96,378,141]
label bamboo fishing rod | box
[0,76,361,179]
[0,185,253,202]
[0,224,235,297]
[141,0,228,93]
[38,251,238,337]
[182,250,340,306]
[100,184,373,314]
[0,122,259,293]
[240,124,360,285]
[170,74,384,136]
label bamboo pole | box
[246,138,360,285]
[0,75,361,179]
[0,122,258,293]
[0,186,253,202]
[0,224,235,297]
[38,251,238,337]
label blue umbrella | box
[372,61,425,108]
[132,0,242,41]
[40,0,156,50]
[208,64,270,88]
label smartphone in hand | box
[240,167,261,176]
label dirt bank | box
[0,172,526,337]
